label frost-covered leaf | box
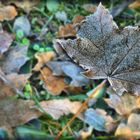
[0,46,29,74]
[56,3,140,95]
[84,108,115,132]
[46,61,89,87]
[39,99,82,120]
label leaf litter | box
[0,1,140,140]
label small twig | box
[54,80,107,140]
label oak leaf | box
[55,3,140,95]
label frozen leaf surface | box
[56,3,140,95]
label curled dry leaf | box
[129,0,140,9]
[104,93,140,116]
[33,51,56,71]
[0,30,13,57]
[115,113,140,138]
[55,3,140,95]
[84,108,116,132]
[39,99,82,120]
[0,46,29,74]
[57,15,84,38]
[0,5,17,21]
[40,67,67,95]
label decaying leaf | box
[39,99,82,120]
[0,98,41,128]
[0,46,29,74]
[0,69,41,129]
[40,67,67,95]
[0,31,13,57]
[55,3,140,95]
[104,93,140,116]
[84,108,116,132]
[33,52,56,71]
[0,5,17,21]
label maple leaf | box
[55,3,140,95]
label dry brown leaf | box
[0,5,17,21]
[33,52,56,71]
[0,69,41,129]
[39,99,82,120]
[115,123,133,137]
[72,15,85,24]
[40,67,67,95]
[1,0,40,12]
[129,0,140,9]
[104,93,140,116]
[115,113,140,138]
[0,98,41,128]
[57,24,77,38]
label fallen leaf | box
[46,61,89,87]
[33,52,56,71]
[0,46,29,74]
[115,113,140,138]
[82,4,97,13]
[129,0,140,9]
[1,0,40,12]
[57,24,76,38]
[39,99,82,120]
[0,69,41,129]
[40,67,67,95]
[0,98,41,128]
[84,108,116,132]
[55,3,140,95]
[13,16,31,36]
[104,93,140,116]
[0,30,13,57]
[72,15,85,24]
[6,73,31,90]
[0,5,17,21]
